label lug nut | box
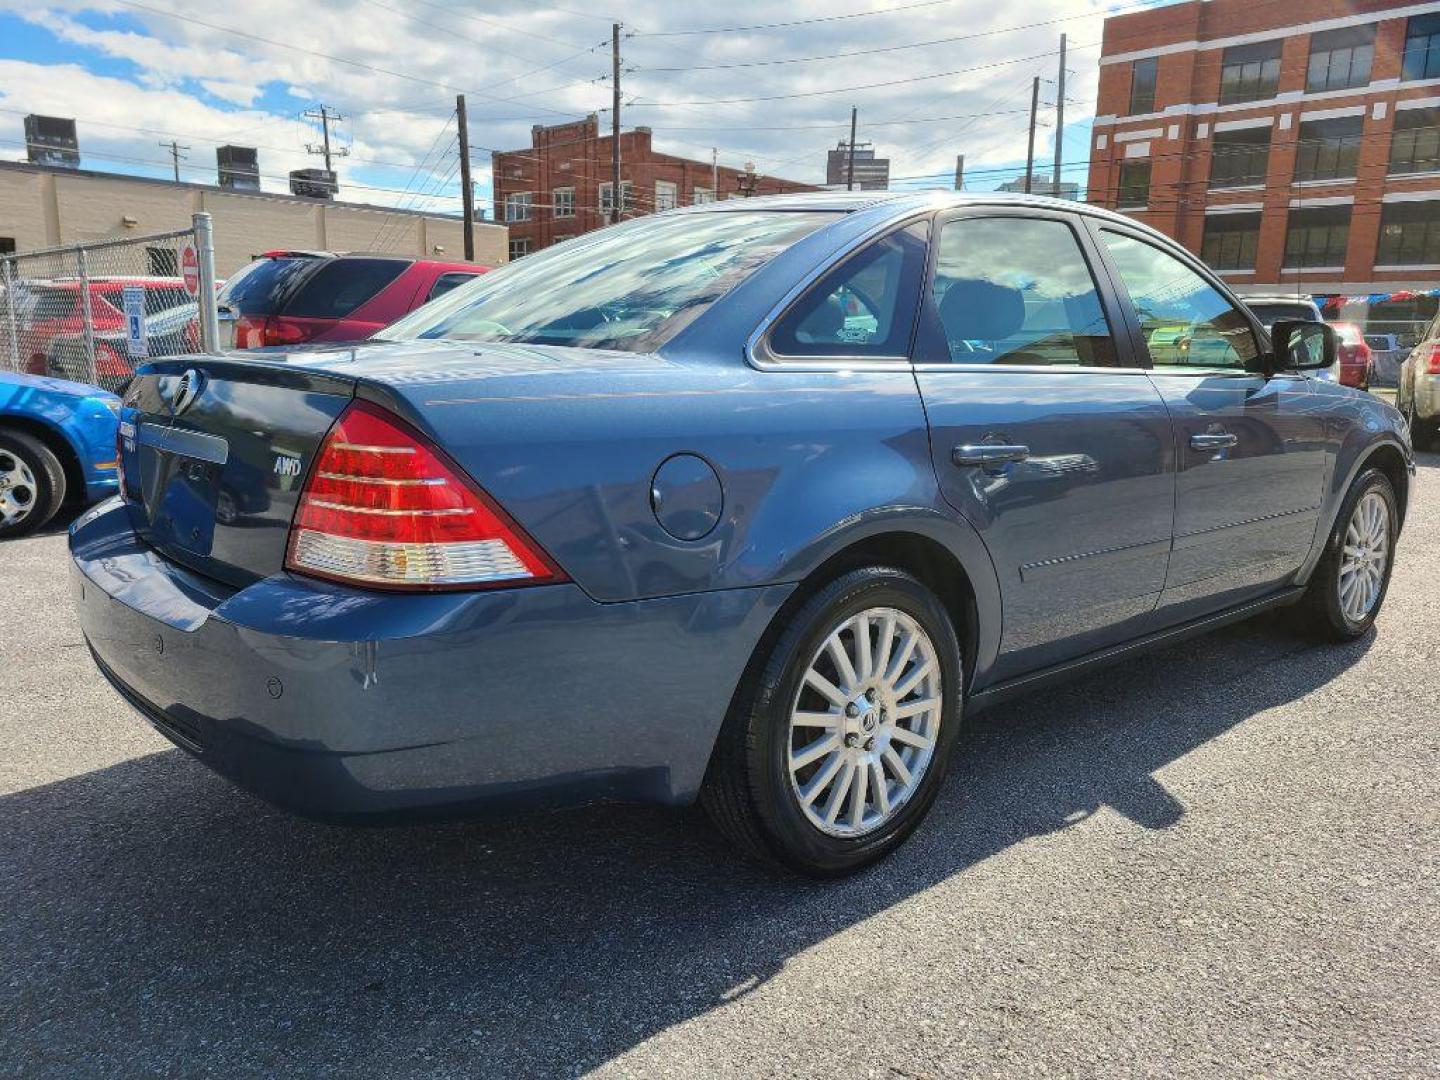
[865,688,876,702]
[845,702,860,718]
[863,737,875,751]
[844,733,859,748]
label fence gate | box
[0,212,219,394]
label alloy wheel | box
[787,606,942,838]
[1338,490,1390,624]
[0,450,37,527]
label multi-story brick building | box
[491,115,816,258]
[1088,0,1440,313]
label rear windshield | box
[1245,302,1316,328]
[217,255,409,319]
[98,285,193,314]
[382,210,839,352]
[30,289,78,320]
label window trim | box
[552,186,575,219]
[752,215,932,368]
[503,191,533,223]
[1084,218,1266,376]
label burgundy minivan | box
[216,251,486,349]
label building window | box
[1403,13,1440,81]
[1210,127,1271,188]
[1307,26,1374,92]
[655,180,678,212]
[1283,205,1351,268]
[1128,57,1158,115]
[503,192,532,223]
[1294,116,1363,182]
[599,181,634,216]
[1201,213,1261,270]
[508,237,531,261]
[1377,201,1440,265]
[1389,108,1440,174]
[552,187,574,218]
[1117,160,1151,208]
[1219,41,1282,105]
[0,237,14,255]
[692,186,714,204]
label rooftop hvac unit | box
[218,145,260,190]
[24,115,79,170]
[289,167,337,199]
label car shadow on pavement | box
[0,612,1372,1077]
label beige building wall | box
[0,163,506,276]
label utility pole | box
[611,22,622,224]
[158,140,189,182]
[1024,76,1040,195]
[456,95,475,261]
[846,106,858,191]
[304,104,349,173]
[954,154,965,191]
[1053,34,1067,193]
[712,147,718,199]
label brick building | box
[491,115,816,258]
[1088,0,1440,304]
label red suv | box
[20,278,193,376]
[1330,321,1376,390]
[216,251,486,349]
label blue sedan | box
[1,371,120,537]
[72,192,1411,874]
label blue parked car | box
[1,371,119,537]
[71,193,1411,875]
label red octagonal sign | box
[180,240,200,297]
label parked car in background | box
[17,278,192,376]
[216,251,486,349]
[1330,321,1375,390]
[1,370,119,537]
[45,301,200,394]
[74,192,1410,875]
[1239,295,1338,382]
[1397,312,1440,450]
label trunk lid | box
[119,357,355,587]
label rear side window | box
[427,272,478,302]
[30,290,78,320]
[769,221,929,359]
[928,216,1116,366]
[284,258,409,318]
[217,256,322,316]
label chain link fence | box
[1,213,219,395]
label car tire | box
[0,429,67,539]
[1290,468,1398,643]
[1405,395,1435,451]
[701,567,964,876]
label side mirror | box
[1269,319,1336,375]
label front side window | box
[1389,108,1440,174]
[1201,213,1261,271]
[503,192,532,223]
[1101,230,1258,370]
[383,210,838,353]
[1376,200,1440,265]
[1210,127,1271,187]
[1307,26,1375,92]
[427,272,477,301]
[928,216,1115,367]
[1129,57,1158,115]
[1403,13,1440,80]
[769,221,928,359]
[1117,160,1151,207]
[1219,41,1282,104]
[1284,206,1351,268]
[1294,116,1363,182]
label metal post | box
[1054,34,1067,194]
[77,248,97,385]
[193,213,221,353]
[1024,76,1040,195]
[846,107,858,191]
[2,260,19,373]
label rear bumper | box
[70,498,790,821]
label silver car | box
[1240,295,1338,382]
[1397,312,1440,450]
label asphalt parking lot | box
[2,458,1437,1079]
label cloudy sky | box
[0,0,1149,216]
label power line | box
[628,0,952,37]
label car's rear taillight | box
[1426,344,1440,375]
[284,400,566,591]
[233,315,313,348]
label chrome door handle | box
[952,444,1030,468]
[1189,432,1238,451]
